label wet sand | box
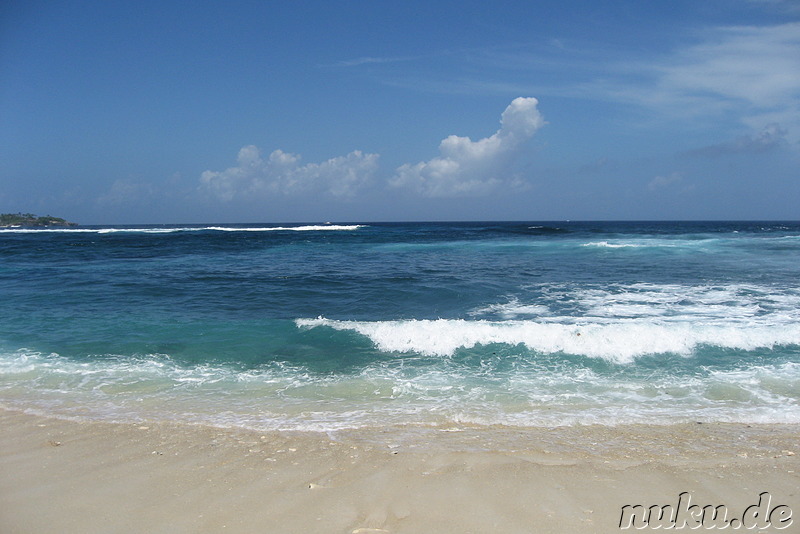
[1,409,798,533]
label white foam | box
[579,239,724,250]
[0,225,365,234]
[295,317,800,363]
[582,241,645,248]
[204,225,365,232]
[574,283,800,323]
[469,298,550,318]
[2,347,799,430]
[471,283,800,325]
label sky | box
[1,0,799,224]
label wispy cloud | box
[199,146,378,201]
[583,22,800,142]
[746,0,800,13]
[327,55,417,68]
[578,157,617,175]
[684,123,788,158]
[654,23,800,110]
[97,179,156,206]
[365,23,800,138]
[390,97,545,197]
[647,172,696,196]
[648,172,684,191]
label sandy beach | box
[1,408,797,533]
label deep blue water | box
[1,221,799,430]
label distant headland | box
[0,213,78,228]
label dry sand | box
[1,408,798,533]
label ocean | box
[1,221,799,433]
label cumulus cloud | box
[199,146,379,201]
[390,97,545,197]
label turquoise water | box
[1,221,799,430]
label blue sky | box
[1,0,798,224]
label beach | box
[2,408,797,533]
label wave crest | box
[295,317,800,363]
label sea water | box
[1,221,798,431]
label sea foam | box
[3,347,799,430]
[296,317,800,363]
[0,225,365,234]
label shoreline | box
[2,408,797,533]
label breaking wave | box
[295,317,800,363]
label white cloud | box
[200,146,379,201]
[390,97,545,197]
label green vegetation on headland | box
[0,213,78,228]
